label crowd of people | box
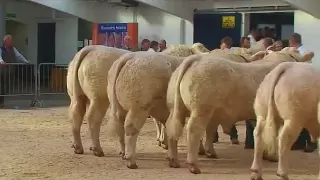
[215,29,316,153]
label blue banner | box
[98,23,128,33]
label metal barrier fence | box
[0,63,69,107]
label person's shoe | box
[231,138,240,145]
[244,143,254,149]
[291,143,305,150]
[304,142,317,153]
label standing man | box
[289,32,316,153]
[247,29,257,47]
[0,35,29,107]
[159,39,167,52]
[123,35,132,51]
[147,41,159,52]
[140,39,150,51]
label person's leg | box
[245,120,255,149]
[213,131,219,143]
[230,125,239,144]
[291,128,307,150]
[303,129,317,153]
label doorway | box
[37,23,56,64]
[37,23,56,87]
[193,13,242,49]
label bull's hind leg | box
[276,120,302,180]
[186,110,212,174]
[204,120,218,158]
[250,116,266,180]
[69,96,87,154]
[150,104,170,150]
[124,109,148,169]
[86,98,108,157]
[154,119,162,146]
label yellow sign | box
[222,16,235,28]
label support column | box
[0,0,6,38]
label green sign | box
[6,13,16,19]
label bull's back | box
[275,63,320,119]
[116,55,172,109]
[78,50,126,99]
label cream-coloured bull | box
[106,51,185,169]
[67,45,129,157]
[165,48,312,174]
[67,44,200,157]
[250,62,320,180]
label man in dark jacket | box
[0,35,29,107]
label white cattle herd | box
[66,39,317,180]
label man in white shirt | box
[289,33,314,63]
[147,41,159,52]
[288,32,317,152]
[247,29,257,47]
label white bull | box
[165,49,311,174]
[251,62,320,180]
[67,45,129,157]
[106,52,184,169]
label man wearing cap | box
[0,35,29,107]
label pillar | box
[0,1,5,37]
[0,0,6,38]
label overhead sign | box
[222,16,235,28]
[6,13,16,19]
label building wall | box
[294,10,320,67]
[8,1,194,64]
[7,1,78,64]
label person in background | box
[114,32,123,48]
[247,29,257,46]
[213,36,239,145]
[159,39,167,52]
[256,28,264,41]
[270,28,277,41]
[263,37,274,50]
[140,39,150,51]
[274,40,283,51]
[106,32,115,47]
[289,32,316,153]
[240,36,250,49]
[147,41,159,52]
[123,35,132,51]
[0,35,29,107]
[263,26,270,38]
[220,36,233,50]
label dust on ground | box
[0,100,318,180]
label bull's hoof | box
[119,151,125,159]
[205,152,218,159]
[250,172,263,180]
[167,157,180,168]
[161,143,168,150]
[127,163,138,169]
[90,147,105,157]
[188,164,201,174]
[71,144,84,154]
[157,140,162,147]
[276,172,289,180]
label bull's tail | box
[106,54,133,138]
[166,55,199,140]
[68,46,96,97]
[262,62,291,156]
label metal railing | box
[0,63,69,107]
